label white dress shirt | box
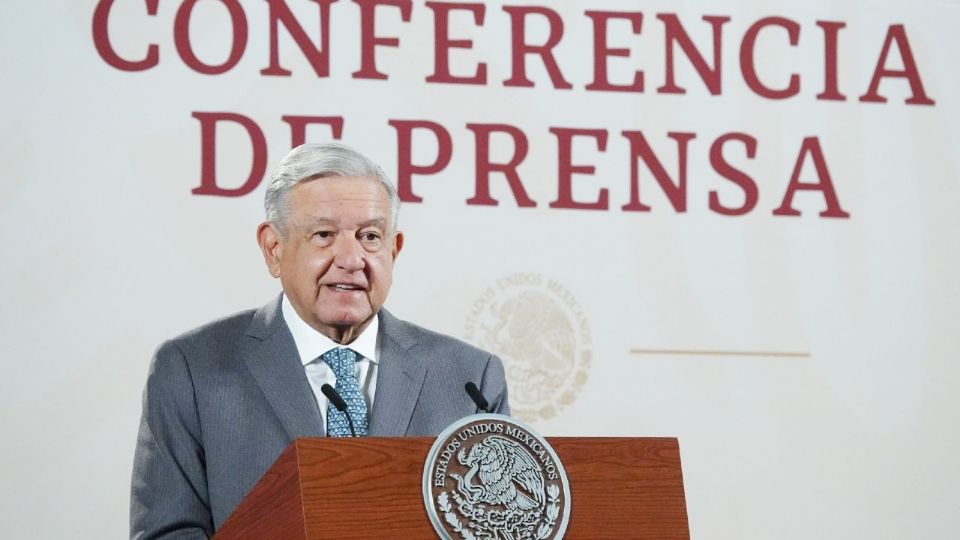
[281,295,380,427]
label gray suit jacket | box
[130,296,509,539]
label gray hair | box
[264,142,400,233]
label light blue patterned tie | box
[321,347,369,437]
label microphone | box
[321,383,357,437]
[464,382,490,414]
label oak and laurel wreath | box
[438,492,477,540]
[436,484,562,540]
[535,484,561,540]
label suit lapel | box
[242,295,325,439]
[369,309,427,436]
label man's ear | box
[257,222,283,278]
[392,230,404,261]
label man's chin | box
[318,310,374,330]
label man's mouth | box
[328,283,365,292]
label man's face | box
[258,176,403,343]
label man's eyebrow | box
[358,218,387,228]
[298,217,386,229]
[301,217,337,228]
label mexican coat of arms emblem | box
[423,414,571,540]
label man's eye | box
[313,231,333,239]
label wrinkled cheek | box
[370,262,394,307]
[310,281,324,301]
[312,259,335,295]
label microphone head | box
[464,382,490,412]
[321,383,348,412]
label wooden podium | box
[214,437,689,539]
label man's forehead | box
[299,174,388,195]
[298,215,388,228]
[291,177,389,204]
[285,176,393,227]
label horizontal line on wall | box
[630,348,810,358]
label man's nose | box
[332,235,365,271]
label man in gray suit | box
[130,143,509,539]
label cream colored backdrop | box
[1,0,958,538]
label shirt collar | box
[281,294,380,366]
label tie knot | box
[321,347,357,379]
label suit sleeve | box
[481,354,511,415]
[130,341,213,540]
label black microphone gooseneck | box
[321,383,357,437]
[464,382,490,414]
